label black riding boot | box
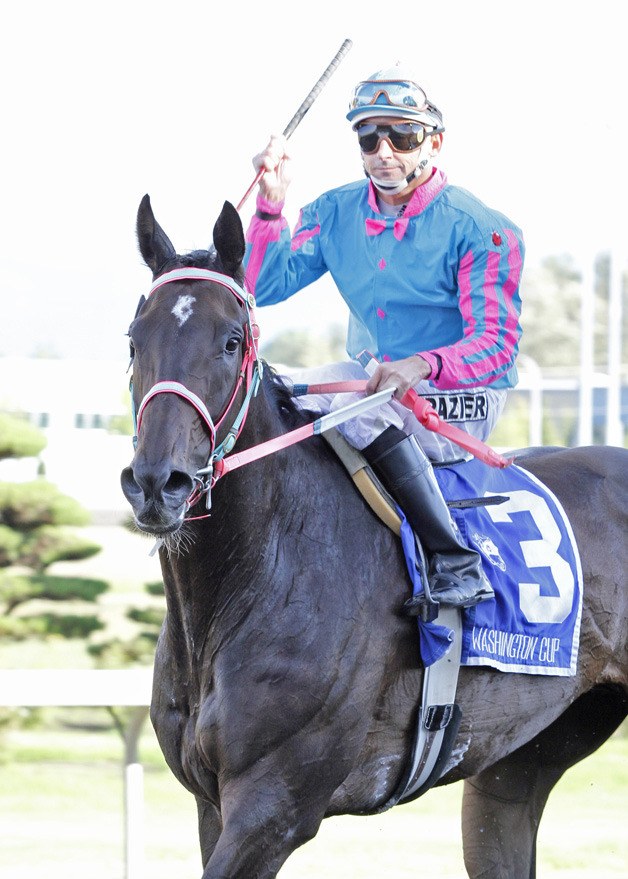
[363,426,494,611]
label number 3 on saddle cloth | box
[402,457,583,676]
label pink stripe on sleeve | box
[291,225,321,252]
[245,213,286,297]
[457,250,476,332]
[475,229,523,371]
[421,230,523,388]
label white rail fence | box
[0,669,153,879]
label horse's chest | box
[153,696,220,800]
[150,649,219,798]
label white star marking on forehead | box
[171,294,196,327]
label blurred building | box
[0,357,132,517]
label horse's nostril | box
[120,466,143,500]
[121,464,192,510]
[163,470,195,501]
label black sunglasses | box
[356,121,433,154]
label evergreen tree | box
[0,413,107,642]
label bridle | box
[130,267,262,513]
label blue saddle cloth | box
[401,458,583,676]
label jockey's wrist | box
[256,194,285,219]
[416,351,442,381]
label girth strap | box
[397,606,463,803]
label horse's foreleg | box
[198,778,329,879]
[196,798,222,869]
[461,753,563,879]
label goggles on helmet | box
[355,121,432,154]
[350,79,430,113]
[346,76,444,129]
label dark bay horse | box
[121,195,628,879]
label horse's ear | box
[212,201,245,277]
[136,194,176,275]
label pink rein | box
[214,379,513,483]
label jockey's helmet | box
[346,65,444,131]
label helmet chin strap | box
[368,157,429,195]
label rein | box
[212,378,513,485]
[293,377,514,470]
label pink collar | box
[367,167,447,217]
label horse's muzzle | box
[120,463,195,533]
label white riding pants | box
[287,360,507,464]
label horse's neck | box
[211,395,306,547]
[160,390,311,647]
[220,383,303,511]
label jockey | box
[244,65,525,612]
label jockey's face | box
[360,116,443,199]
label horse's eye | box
[225,337,241,355]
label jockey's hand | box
[365,355,432,399]
[252,134,292,203]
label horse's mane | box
[261,363,315,430]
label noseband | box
[131,267,262,513]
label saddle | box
[323,427,403,530]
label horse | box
[121,194,628,879]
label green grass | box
[0,720,626,879]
